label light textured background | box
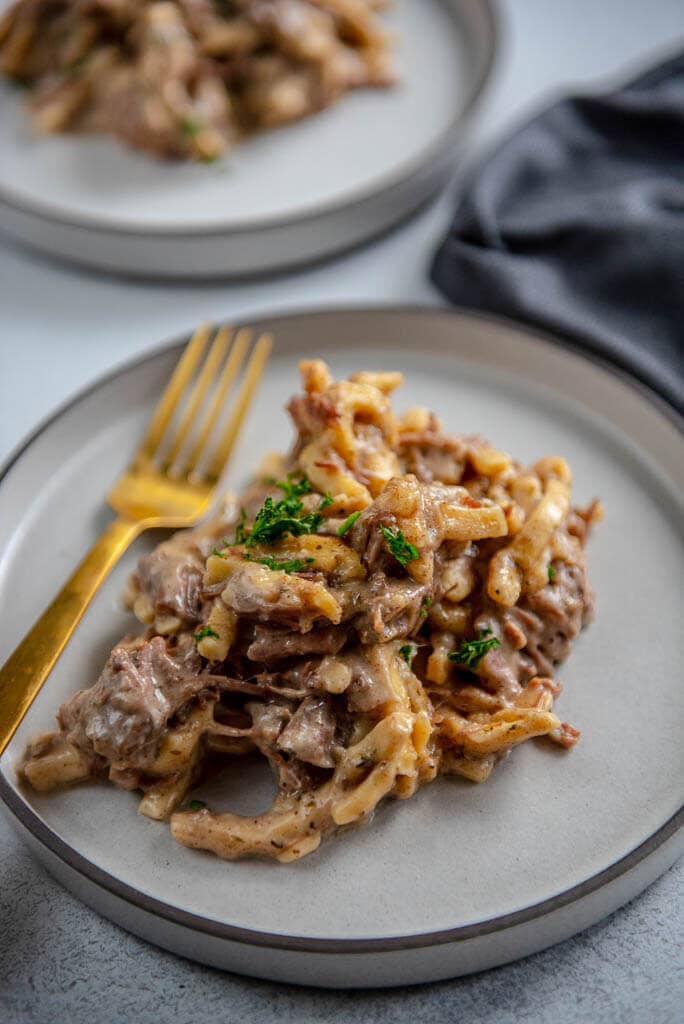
[0,824,681,1023]
[0,1,682,1021]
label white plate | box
[0,307,682,988]
[0,1,495,277]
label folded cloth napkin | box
[431,51,684,414]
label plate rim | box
[0,0,497,236]
[1,773,679,953]
[0,303,682,954]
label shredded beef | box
[247,624,349,662]
[58,635,215,773]
[277,696,337,768]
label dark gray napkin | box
[431,52,684,414]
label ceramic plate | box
[0,0,495,277]
[0,308,682,988]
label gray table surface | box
[1,1,683,1021]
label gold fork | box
[0,322,272,756]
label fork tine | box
[163,325,232,472]
[184,326,251,474]
[136,322,212,465]
[204,332,273,482]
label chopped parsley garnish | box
[337,510,361,537]
[448,629,501,669]
[181,117,202,137]
[189,800,206,811]
[266,474,312,500]
[245,554,315,573]
[380,525,419,567]
[247,498,324,545]
[194,626,219,643]
[398,644,415,665]
[420,596,433,619]
[547,565,556,581]
[211,545,226,558]
[245,476,330,547]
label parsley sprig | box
[181,117,203,138]
[211,540,231,558]
[210,478,330,557]
[244,554,315,574]
[420,596,433,619]
[398,643,416,665]
[547,564,556,581]
[448,629,501,669]
[380,525,419,567]
[246,475,331,547]
[337,510,362,537]
[194,625,219,643]
[264,474,312,500]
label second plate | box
[0,0,496,277]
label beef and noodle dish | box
[20,361,601,862]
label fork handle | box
[0,517,143,756]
